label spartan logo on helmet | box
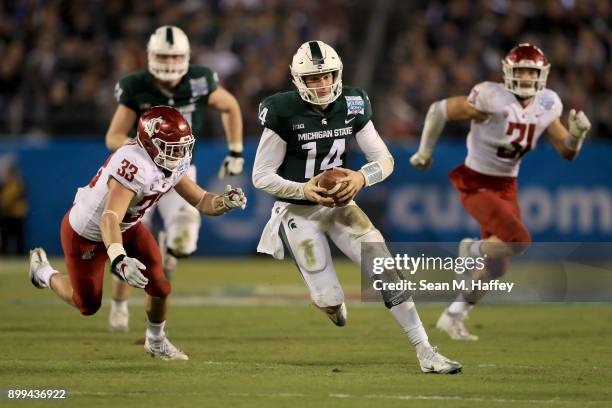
[147,25,191,82]
[290,40,343,105]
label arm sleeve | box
[252,128,305,199]
[355,120,394,186]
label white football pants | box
[279,202,385,308]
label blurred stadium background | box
[0,0,610,255]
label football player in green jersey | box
[253,40,462,374]
[106,26,244,332]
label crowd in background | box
[0,0,610,141]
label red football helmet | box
[502,43,550,98]
[136,106,194,171]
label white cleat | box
[315,302,347,327]
[416,344,463,374]
[145,336,189,361]
[437,309,479,341]
[108,309,129,333]
[28,247,50,289]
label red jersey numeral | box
[497,122,535,159]
[122,194,161,223]
[117,159,139,182]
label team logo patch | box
[190,77,209,97]
[539,96,555,111]
[144,117,163,137]
[345,96,365,115]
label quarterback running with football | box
[410,44,591,340]
[106,25,244,332]
[28,106,247,360]
[253,40,462,374]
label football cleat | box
[416,344,463,374]
[436,309,479,341]
[28,247,50,289]
[108,308,129,333]
[145,336,189,361]
[315,302,347,327]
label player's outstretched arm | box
[174,176,247,216]
[209,87,245,178]
[100,178,149,289]
[546,110,591,160]
[410,96,488,170]
[105,105,137,151]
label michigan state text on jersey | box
[257,86,372,204]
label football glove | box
[213,184,247,214]
[218,151,244,178]
[409,151,433,170]
[568,109,591,141]
[111,255,149,289]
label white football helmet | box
[290,40,343,105]
[147,25,190,82]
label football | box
[317,168,348,202]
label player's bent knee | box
[295,238,327,273]
[509,226,531,255]
[77,301,102,316]
[146,279,171,298]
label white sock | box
[389,300,430,348]
[111,299,128,313]
[38,264,59,288]
[447,293,472,315]
[146,320,166,339]
[468,240,483,257]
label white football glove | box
[409,151,433,170]
[112,256,149,289]
[568,109,591,140]
[218,152,244,178]
[215,184,247,213]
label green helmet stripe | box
[308,41,324,65]
[166,27,174,46]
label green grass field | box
[2,256,612,407]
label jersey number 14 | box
[301,139,345,178]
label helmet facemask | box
[290,41,343,106]
[502,44,550,98]
[151,135,194,171]
[147,26,190,82]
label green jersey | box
[114,65,219,137]
[258,86,372,204]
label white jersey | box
[465,81,562,177]
[69,142,190,241]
